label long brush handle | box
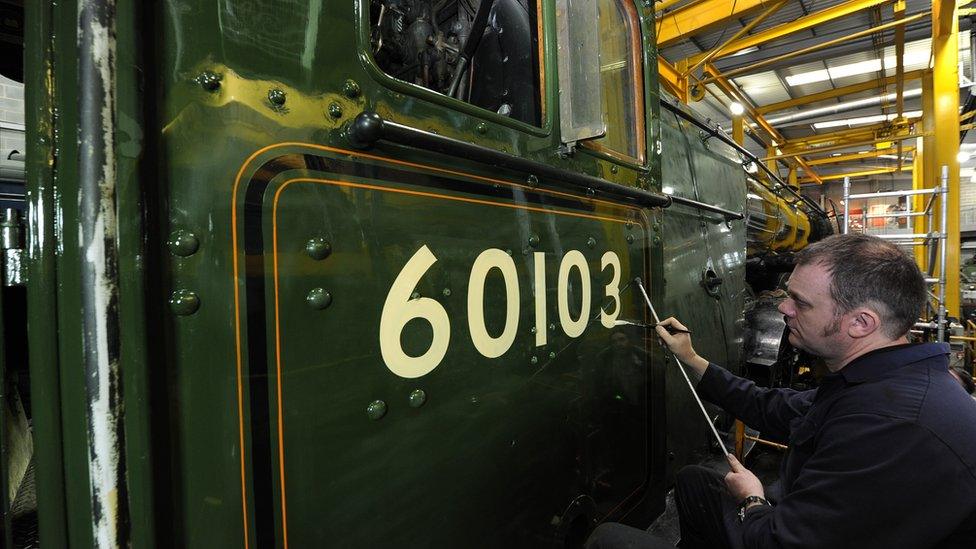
[634,278,730,456]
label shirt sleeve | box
[736,414,976,549]
[695,364,814,440]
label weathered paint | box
[77,0,128,546]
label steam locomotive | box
[0,0,830,546]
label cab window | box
[369,0,543,126]
[582,0,645,164]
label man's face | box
[778,262,847,358]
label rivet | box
[328,102,343,119]
[527,174,539,187]
[505,249,513,256]
[410,291,420,299]
[306,288,333,309]
[627,234,636,244]
[548,351,556,359]
[652,223,661,232]
[549,323,556,331]
[530,326,537,334]
[167,229,199,257]
[626,221,634,230]
[343,79,362,98]
[169,290,200,316]
[476,122,488,134]
[586,188,595,197]
[653,236,662,245]
[610,165,619,174]
[586,237,596,249]
[305,237,332,260]
[196,71,221,92]
[268,88,286,107]
[408,389,427,408]
[442,288,452,297]
[530,356,538,365]
[470,395,480,405]
[366,400,387,420]
[528,233,540,247]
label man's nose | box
[778,299,794,316]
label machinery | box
[0,0,829,546]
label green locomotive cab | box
[0,0,829,546]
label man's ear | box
[847,308,881,338]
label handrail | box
[660,99,828,217]
[347,112,672,209]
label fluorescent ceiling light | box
[730,102,745,115]
[812,110,922,129]
[785,50,932,87]
[731,46,759,57]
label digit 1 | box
[534,252,546,347]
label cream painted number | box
[380,245,623,378]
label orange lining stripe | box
[269,176,637,545]
[231,143,644,548]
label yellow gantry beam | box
[798,165,911,184]
[764,132,926,161]
[931,0,960,317]
[804,146,915,166]
[685,0,894,65]
[656,0,772,48]
[659,57,688,102]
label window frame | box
[579,0,647,167]
[356,0,551,136]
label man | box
[589,234,976,548]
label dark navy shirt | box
[698,343,976,548]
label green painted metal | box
[23,0,69,545]
[18,0,777,545]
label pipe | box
[842,177,850,234]
[346,111,672,209]
[661,99,827,217]
[78,0,129,546]
[938,166,948,343]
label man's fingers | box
[657,317,689,331]
[727,454,745,472]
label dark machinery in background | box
[370,0,541,124]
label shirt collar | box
[839,342,950,383]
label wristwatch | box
[737,495,769,523]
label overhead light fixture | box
[730,102,745,116]
[730,46,759,57]
[959,151,972,163]
[785,49,932,87]
[812,110,922,130]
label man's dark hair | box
[794,234,926,338]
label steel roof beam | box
[685,0,895,65]
[804,146,915,166]
[655,0,772,48]
[708,22,935,75]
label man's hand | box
[654,317,709,376]
[724,454,765,503]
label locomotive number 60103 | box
[380,245,624,378]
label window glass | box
[369,0,542,126]
[584,0,644,163]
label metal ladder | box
[841,165,949,341]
